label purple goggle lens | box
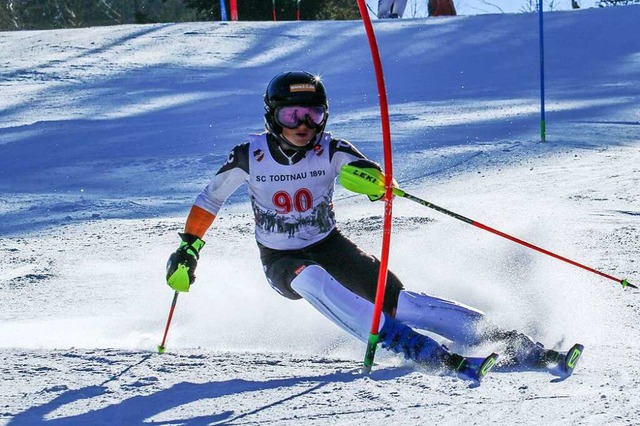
[275,106,326,129]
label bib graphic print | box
[248,134,337,249]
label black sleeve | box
[216,143,250,176]
[329,138,366,162]
[329,138,382,172]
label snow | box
[1,6,639,425]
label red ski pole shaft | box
[338,166,635,291]
[400,191,636,290]
[158,291,180,354]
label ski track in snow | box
[1,6,640,425]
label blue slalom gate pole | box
[538,0,546,142]
[220,0,228,21]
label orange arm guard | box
[184,205,216,239]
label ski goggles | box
[275,105,327,129]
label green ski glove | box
[166,233,206,292]
[339,164,398,202]
[367,177,399,202]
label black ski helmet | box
[264,71,329,137]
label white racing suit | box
[195,132,555,370]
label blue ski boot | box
[379,315,498,383]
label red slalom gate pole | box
[157,291,180,354]
[230,0,238,21]
[355,0,395,373]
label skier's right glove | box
[166,233,205,292]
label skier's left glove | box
[166,233,205,292]
[367,177,399,202]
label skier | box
[166,71,582,382]
[377,0,408,19]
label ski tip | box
[478,353,500,382]
[457,352,499,384]
[561,343,584,376]
[157,345,166,354]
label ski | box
[457,352,499,383]
[538,343,585,377]
[559,343,584,377]
[477,352,500,381]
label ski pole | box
[339,165,637,290]
[158,291,180,354]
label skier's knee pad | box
[394,290,486,346]
[290,265,383,342]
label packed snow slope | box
[1,6,639,425]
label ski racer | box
[166,71,582,382]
